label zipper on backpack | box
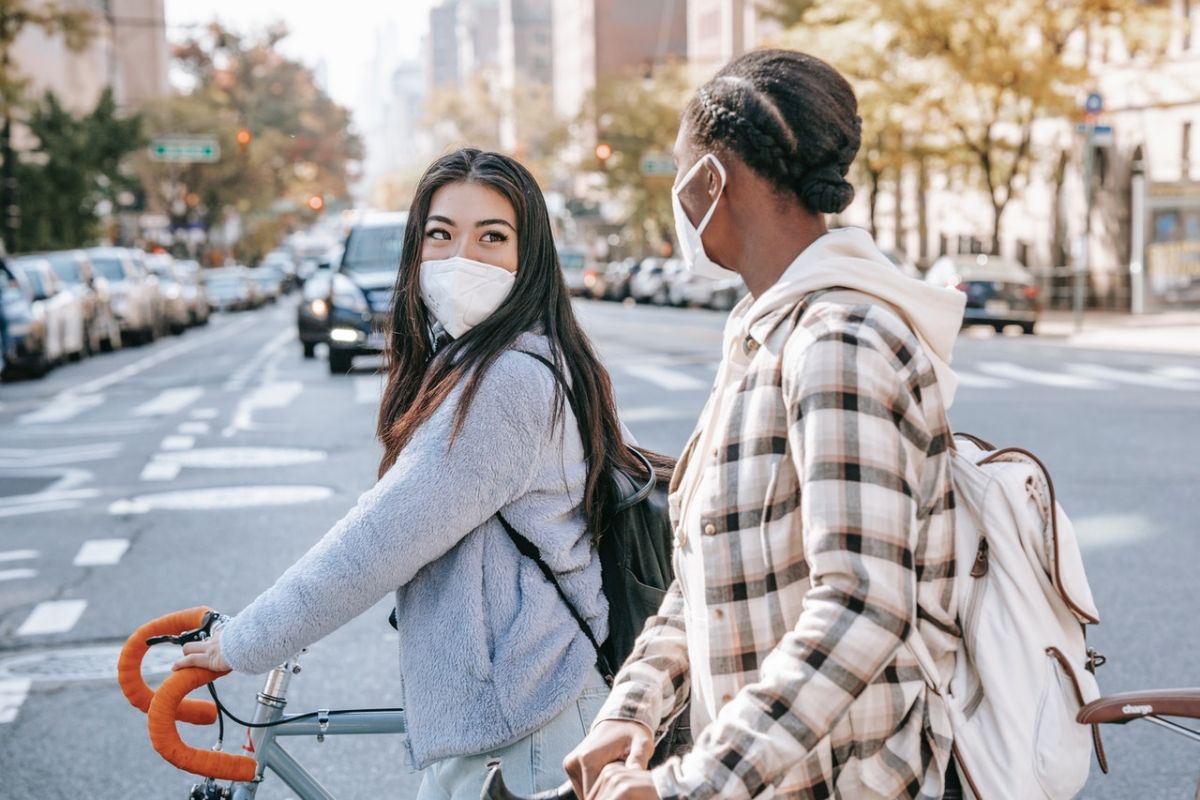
[969,538,989,578]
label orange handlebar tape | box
[118,607,218,725]
[147,667,258,782]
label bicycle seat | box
[1077,688,1200,725]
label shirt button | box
[744,336,759,353]
[713,608,724,620]
[703,522,717,536]
[721,693,733,704]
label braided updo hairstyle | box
[684,49,862,215]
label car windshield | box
[47,254,83,284]
[341,224,404,272]
[91,256,127,282]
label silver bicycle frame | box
[192,651,408,800]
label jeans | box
[416,667,610,800]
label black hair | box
[683,49,862,214]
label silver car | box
[146,254,192,334]
[86,247,159,345]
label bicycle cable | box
[205,682,404,729]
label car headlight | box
[332,274,368,313]
[309,298,328,317]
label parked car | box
[126,248,169,338]
[668,272,746,311]
[630,258,685,305]
[297,270,332,359]
[44,249,122,353]
[1,267,50,379]
[597,259,637,301]
[11,255,87,363]
[262,250,299,293]
[173,259,210,326]
[86,247,159,345]
[145,254,192,334]
[249,266,285,303]
[204,267,254,312]
[559,247,589,296]
[326,212,407,374]
[925,254,1042,334]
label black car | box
[297,270,332,359]
[926,254,1042,334]
[326,213,407,374]
[1,268,50,379]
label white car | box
[11,256,86,363]
[146,254,192,334]
[630,258,684,305]
[86,247,159,345]
[667,272,746,311]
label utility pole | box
[1074,92,1106,334]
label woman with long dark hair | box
[173,148,645,798]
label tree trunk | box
[868,168,881,239]
[893,162,904,252]
[991,200,1004,255]
[917,156,929,265]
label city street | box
[0,296,1197,798]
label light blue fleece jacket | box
[218,331,608,770]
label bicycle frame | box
[202,651,408,800]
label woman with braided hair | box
[566,49,969,799]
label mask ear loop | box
[674,154,727,237]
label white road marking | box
[225,328,296,391]
[953,370,1015,389]
[18,394,105,425]
[977,362,1112,390]
[17,600,88,636]
[1154,366,1200,381]
[3,420,148,438]
[140,460,181,481]
[0,501,83,518]
[621,406,695,422]
[621,364,708,391]
[0,550,38,563]
[177,421,210,435]
[160,435,195,451]
[0,569,36,583]
[226,381,304,436]
[0,678,32,723]
[108,485,334,515]
[73,539,129,567]
[155,447,326,469]
[1067,363,1200,390]
[0,443,122,468]
[132,387,205,417]
[190,408,220,420]
[355,376,384,405]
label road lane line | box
[0,550,38,563]
[227,380,304,435]
[1155,366,1200,381]
[225,328,296,391]
[140,461,181,481]
[0,679,32,723]
[190,408,219,420]
[977,362,1112,390]
[1067,363,1200,390]
[0,443,122,468]
[0,502,82,518]
[73,539,130,566]
[954,370,1015,389]
[18,394,105,425]
[178,421,210,435]
[17,600,88,636]
[0,569,36,582]
[160,435,195,451]
[132,387,205,417]
[621,364,708,391]
[621,406,696,422]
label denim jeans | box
[416,667,610,800]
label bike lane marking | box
[72,539,129,567]
[0,678,31,723]
[16,600,88,636]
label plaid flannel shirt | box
[597,290,959,799]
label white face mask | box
[419,256,516,339]
[672,153,738,280]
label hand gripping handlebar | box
[119,607,257,782]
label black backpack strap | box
[497,512,616,683]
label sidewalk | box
[1033,309,1200,355]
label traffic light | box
[595,143,613,164]
[236,129,252,153]
[308,195,325,212]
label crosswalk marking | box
[16,600,88,636]
[0,679,32,723]
[0,443,122,468]
[178,421,210,435]
[622,364,708,391]
[1067,363,1200,390]
[18,394,105,425]
[190,408,219,420]
[140,460,181,481]
[160,435,195,451]
[1155,366,1200,381]
[954,371,1015,389]
[132,387,204,417]
[976,362,1112,390]
[73,539,129,567]
[0,550,39,563]
[0,569,36,583]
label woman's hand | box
[588,764,660,799]
[564,719,655,799]
[171,627,231,673]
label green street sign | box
[149,136,221,163]
[640,153,676,177]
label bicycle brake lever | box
[146,610,225,647]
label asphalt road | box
[0,295,1197,799]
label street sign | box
[1085,92,1104,115]
[640,153,676,177]
[149,136,220,163]
[1076,123,1114,146]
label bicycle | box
[122,608,1200,799]
[120,607,576,800]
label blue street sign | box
[1085,92,1104,115]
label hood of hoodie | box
[733,227,967,408]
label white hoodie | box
[731,226,967,408]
